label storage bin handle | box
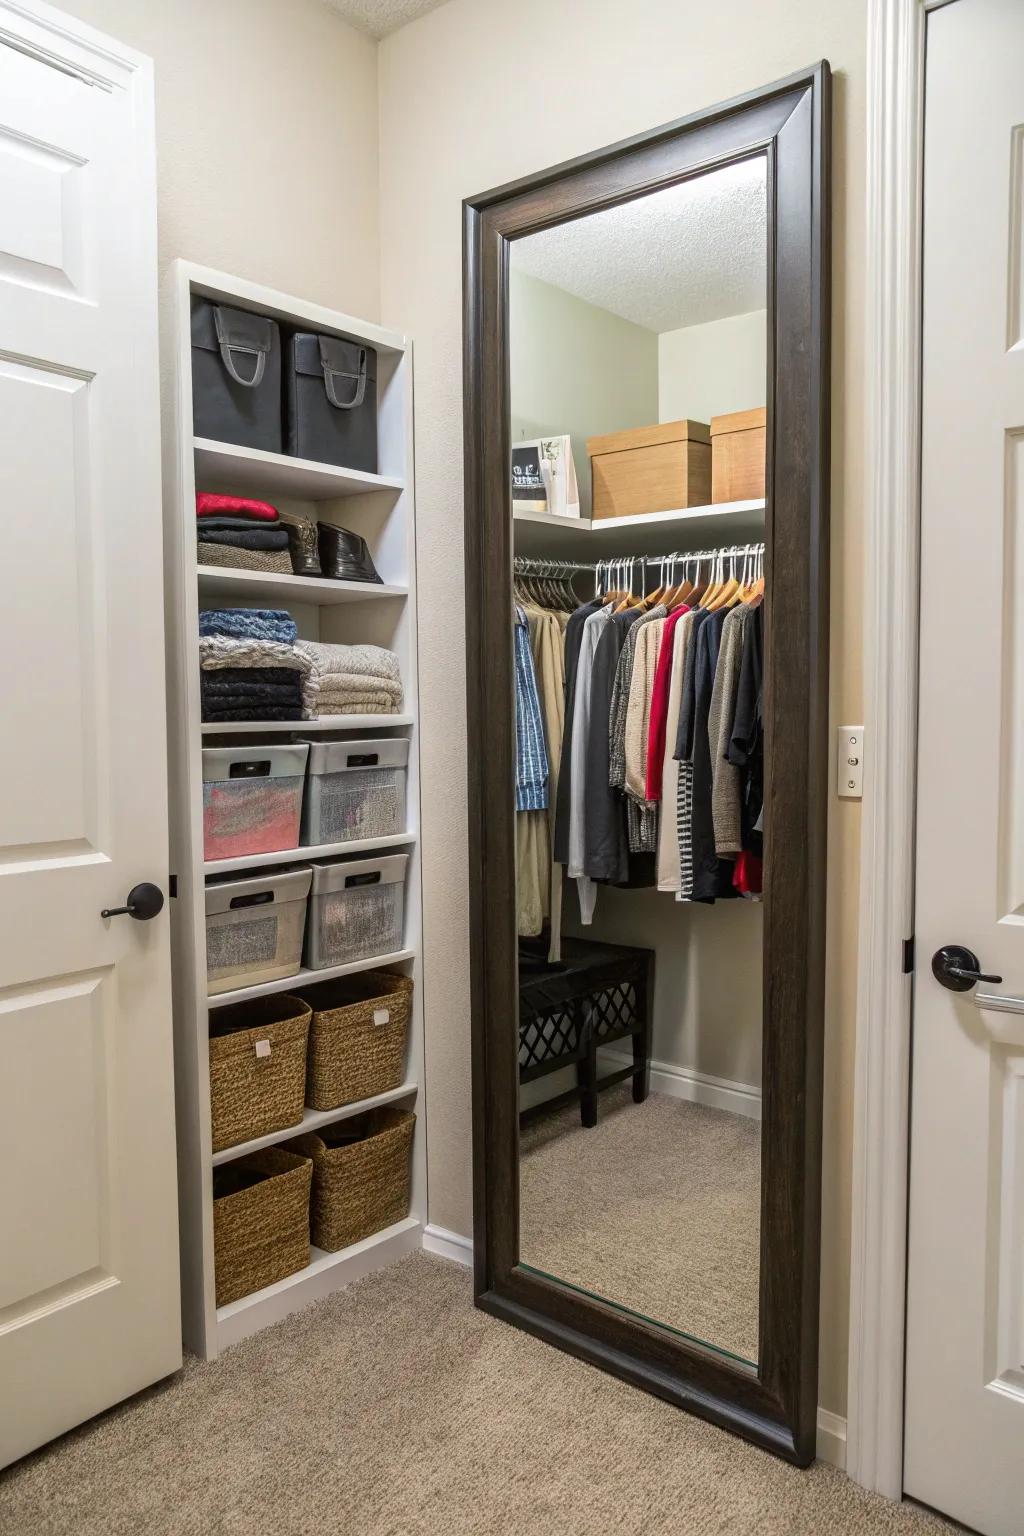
[319,338,367,411]
[213,307,269,389]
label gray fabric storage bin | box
[205,866,312,995]
[203,744,309,862]
[191,299,282,452]
[285,332,377,471]
[300,738,408,847]
[305,854,408,970]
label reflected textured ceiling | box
[322,0,448,36]
[511,158,767,333]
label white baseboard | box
[816,1408,848,1470]
[422,1222,845,1469]
[602,1050,762,1121]
[422,1223,473,1267]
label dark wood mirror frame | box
[462,63,831,1466]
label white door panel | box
[906,2,1024,1531]
[0,0,179,1467]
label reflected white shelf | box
[201,714,414,735]
[513,498,765,558]
[215,1217,422,1349]
[211,1082,418,1167]
[197,565,406,605]
[207,947,415,1008]
[194,437,403,501]
[204,830,416,876]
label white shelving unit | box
[163,261,426,1360]
[513,498,765,559]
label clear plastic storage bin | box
[205,866,312,995]
[203,744,309,862]
[305,854,408,971]
[300,738,409,847]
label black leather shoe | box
[318,522,382,583]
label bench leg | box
[577,1048,598,1128]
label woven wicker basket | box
[300,971,412,1111]
[288,1106,414,1252]
[209,994,311,1153]
[212,1147,312,1305]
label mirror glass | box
[510,157,767,1365]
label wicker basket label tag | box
[373,1009,390,1027]
[254,1039,272,1058]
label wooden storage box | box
[710,407,767,503]
[586,419,710,520]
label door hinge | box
[169,874,178,899]
[902,935,914,974]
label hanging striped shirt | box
[514,606,549,811]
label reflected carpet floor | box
[0,1252,956,1536]
[521,1085,761,1361]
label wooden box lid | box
[710,407,767,438]
[586,418,710,458]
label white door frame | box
[846,0,959,1500]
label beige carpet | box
[521,1085,761,1362]
[0,1252,957,1536]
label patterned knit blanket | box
[294,640,401,682]
[199,609,298,645]
[198,635,315,716]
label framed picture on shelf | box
[511,435,580,518]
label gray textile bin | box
[202,744,310,862]
[205,866,312,995]
[191,299,282,452]
[285,332,378,472]
[305,854,408,971]
[300,738,409,847]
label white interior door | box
[0,1,180,1467]
[906,2,1024,1531]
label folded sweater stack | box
[295,640,403,717]
[196,493,291,574]
[199,610,314,721]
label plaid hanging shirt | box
[514,606,549,811]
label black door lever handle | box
[931,944,1003,992]
[101,882,165,922]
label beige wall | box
[510,268,659,517]
[59,0,380,318]
[379,0,865,1420]
[659,310,768,423]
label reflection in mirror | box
[510,158,767,1365]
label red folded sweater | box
[196,492,278,521]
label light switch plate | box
[837,726,864,798]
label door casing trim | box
[847,0,954,1500]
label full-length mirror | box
[465,66,830,1465]
[511,159,767,1367]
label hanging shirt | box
[552,599,602,864]
[513,606,548,812]
[674,607,712,898]
[690,608,738,902]
[645,605,691,801]
[727,601,764,856]
[657,611,697,892]
[708,604,751,856]
[567,609,606,923]
[582,607,634,884]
